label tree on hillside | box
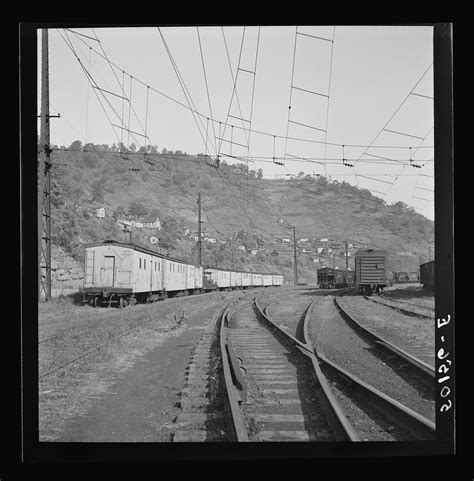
[112,205,127,221]
[91,180,105,202]
[257,168,263,179]
[128,200,148,218]
[69,140,82,151]
[83,153,98,168]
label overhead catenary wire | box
[62,28,434,151]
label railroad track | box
[220,295,357,442]
[364,294,435,319]
[335,291,435,383]
[301,300,435,441]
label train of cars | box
[420,260,434,290]
[317,267,355,289]
[318,249,388,294]
[82,240,284,307]
[82,240,432,305]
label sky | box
[38,25,435,220]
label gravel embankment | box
[337,294,435,367]
[306,294,435,422]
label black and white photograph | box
[20,22,454,462]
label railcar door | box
[103,256,115,286]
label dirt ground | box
[38,289,260,441]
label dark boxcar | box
[394,271,409,283]
[317,267,334,288]
[334,269,355,288]
[420,260,434,290]
[354,249,388,294]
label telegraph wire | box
[197,27,218,155]
[62,28,434,151]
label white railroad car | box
[242,272,252,288]
[83,241,284,307]
[234,271,242,288]
[251,273,263,286]
[83,240,201,307]
[272,274,284,286]
[229,270,236,289]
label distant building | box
[149,236,159,245]
[320,238,328,243]
[250,249,258,256]
[282,238,291,243]
[237,245,246,251]
[143,215,161,230]
[208,238,217,244]
[95,207,105,219]
[185,228,190,236]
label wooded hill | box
[46,140,434,284]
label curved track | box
[365,294,434,319]
[221,295,357,442]
[335,291,435,383]
[301,299,435,440]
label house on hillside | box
[282,238,291,243]
[95,207,105,219]
[149,236,159,245]
[237,245,246,251]
[250,249,258,256]
[143,215,161,230]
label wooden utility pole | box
[197,193,202,265]
[293,226,298,286]
[345,240,349,269]
[38,28,52,301]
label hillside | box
[45,141,434,290]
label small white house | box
[237,245,246,251]
[282,238,290,243]
[250,249,258,256]
[95,207,105,219]
[143,216,161,230]
[149,236,159,245]
[208,238,217,244]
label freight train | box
[354,248,388,295]
[420,260,434,290]
[317,267,355,289]
[82,240,284,307]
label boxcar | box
[272,274,283,286]
[408,272,420,283]
[420,260,434,290]
[394,271,409,284]
[83,240,199,307]
[251,273,263,287]
[242,272,252,288]
[354,249,388,294]
[262,274,273,286]
[317,267,335,288]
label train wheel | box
[93,296,100,308]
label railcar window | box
[139,258,142,268]
[144,259,146,269]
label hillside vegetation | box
[45,140,434,287]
